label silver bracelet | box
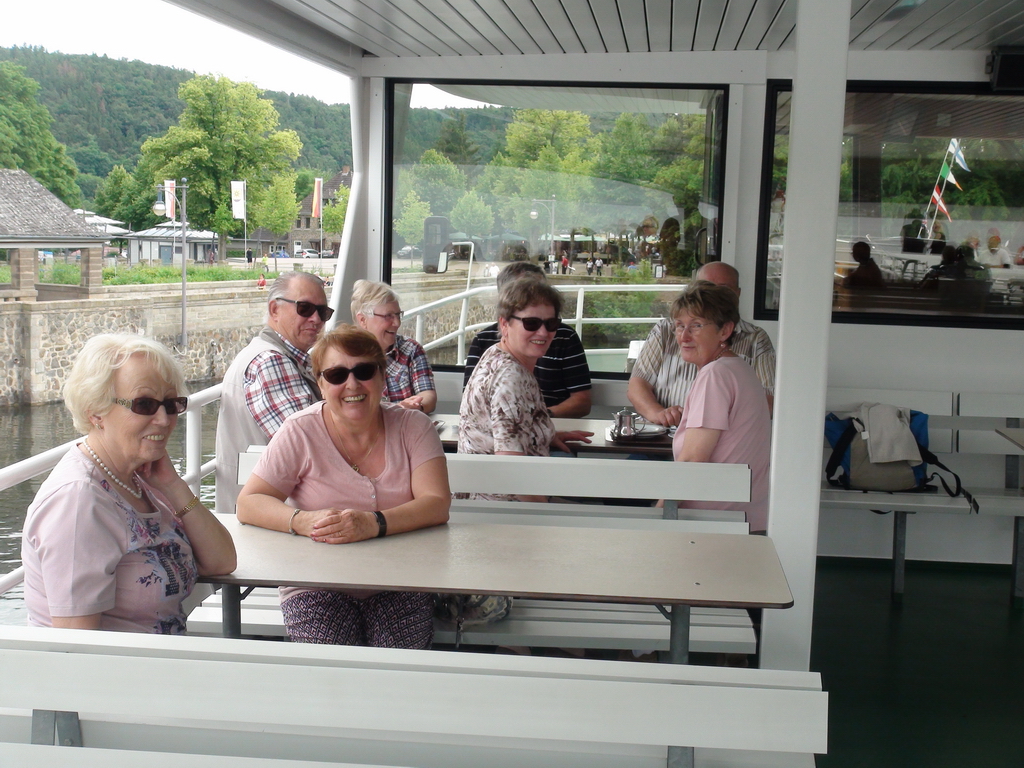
[289,508,302,535]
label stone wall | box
[1,287,270,406]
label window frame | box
[753,79,1024,331]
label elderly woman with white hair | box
[21,334,236,633]
[351,279,437,414]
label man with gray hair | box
[215,271,333,513]
[628,262,775,425]
[463,261,592,417]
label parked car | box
[297,249,319,258]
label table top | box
[433,413,674,457]
[206,515,793,610]
[997,428,1024,451]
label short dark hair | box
[852,241,871,262]
[671,281,740,346]
[310,324,386,379]
[497,278,563,321]
[496,261,545,291]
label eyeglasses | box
[276,297,334,322]
[371,311,403,323]
[510,315,560,333]
[673,321,713,335]
[115,397,189,416]
[320,362,379,385]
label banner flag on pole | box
[230,180,247,220]
[311,177,323,218]
[947,138,970,172]
[163,180,176,220]
[931,185,951,220]
[940,162,962,190]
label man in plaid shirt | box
[215,272,331,513]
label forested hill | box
[0,45,353,178]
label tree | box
[0,61,80,205]
[253,171,300,237]
[94,163,161,231]
[434,113,479,166]
[138,75,301,259]
[410,149,466,217]
[450,190,494,237]
[321,184,350,234]
[394,190,432,246]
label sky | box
[0,0,482,109]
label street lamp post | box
[530,196,556,271]
[152,178,189,346]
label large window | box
[756,82,1024,328]
[386,81,726,370]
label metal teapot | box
[612,408,637,440]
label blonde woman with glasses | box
[352,279,437,414]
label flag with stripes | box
[311,177,323,218]
[947,138,970,172]
[940,162,962,190]
[931,185,951,220]
[163,180,175,220]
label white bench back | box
[0,627,827,757]
[445,453,750,503]
[955,392,1024,455]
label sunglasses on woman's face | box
[276,297,334,322]
[115,396,189,416]
[511,315,560,333]
[320,362,379,385]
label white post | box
[180,178,188,347]
[761,0,852,671]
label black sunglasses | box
[511,315,560,333]
[115,396,189,416]
[320,362,379,385]
[276,297,334,322]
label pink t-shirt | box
[673,356,772,532]
[21,447,197,633]
[251,401,445,601]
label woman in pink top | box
[671,282,772,532]
[236,325,450,647]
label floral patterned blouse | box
[458,345,555,500]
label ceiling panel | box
[759,0,796,50]
[693,0,729,51]
[533,0,588,53]
[561,0,608,51]
[715,0,758,50]
[861,0,960,50]
[670,0,700,51]
[441,0,525,55]
[591,0,629,53]
[848,0,904,46]
[883,0,985,50]
[315,0,469,56]
[504,0,567,54]
[950,5,1024,50]
[735,0,787,50]
[646,0,673,52]
[272,0,422,56]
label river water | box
[0,384,220,625]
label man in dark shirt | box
[463,262,592,417]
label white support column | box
[329,75,373,326]
[761,0,852,670]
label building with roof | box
[0,169,108,300]
[126,220,218,267]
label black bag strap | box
[825,420,858,489]
[918,446,964,498]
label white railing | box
[404,282,680,364]
[0,383,223,598]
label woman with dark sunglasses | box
[351,279,437,414]
[21,334,236,633]
[458,279,592,501]
[236,325,450,648]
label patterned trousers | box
[281,589,433,648]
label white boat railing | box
[404,282,679,363]
[1,281,681,596]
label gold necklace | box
[332,411,383,474]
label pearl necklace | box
[83,439,143,499]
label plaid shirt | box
[384,335,435,402]
[244,335,319,438]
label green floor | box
[810,557,1024,767]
